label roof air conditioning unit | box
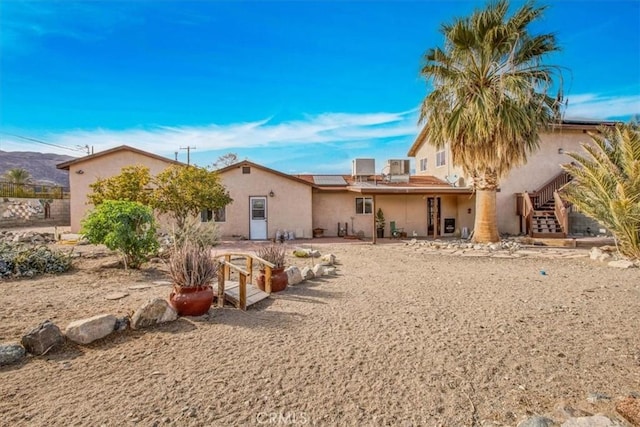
[387,159,410,175]
[352,158,375,177]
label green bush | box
[0,244,73,278]
[81,200,159,269]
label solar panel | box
[313,175,347,186]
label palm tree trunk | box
[472,189,500,243]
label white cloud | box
[1,110,421,161]
[564,92,640,120]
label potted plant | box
[375,208,386,238]
[255,243,288,293]
[167,242,219,316]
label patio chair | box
[390,221,405,239]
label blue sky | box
[1,0,639,173]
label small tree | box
[375,208,385,230]
[3,168,32,184]
[87,165,153,206]
[81,200,159,269]
[561,123,640,259]
[151,165,232,230]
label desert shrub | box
[0,243,73,278]
[167,242,219,288]
[172,216,220,249]
[81,200,159,269]
[256,244,286,268]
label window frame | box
[419,157,428,172]
[355,197,373,215]
[201,207,226,223]
[436,150,446,167]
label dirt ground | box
[0,238,639,426]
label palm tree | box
[419,0,563,242]
[3,168,32,184]
[561,123,640,259]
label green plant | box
[87,165,153,206]
[419,0,563,242]
[0,243,73,278]
[81,200,159,269]
[256,244,286,268]
[167,242,219,288]
[561,123,640,259]
[172,216,220,249]
[375,208,385,229]
[151,165,233,230]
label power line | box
[0,132,86,153]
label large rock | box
[320,253,336,266]
[0,343,26,366]
[616,396,640,426]
[301,267,314,280]
[21,320,65,355]
[131,298,178,329]
[518,416,557,427]
[284,266,303,285]
[560,415,625,427]
[608,260,634,269]
[312,264,326,277]
[65,314,117,345]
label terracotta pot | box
[256,267,288,293]
[169,285,214,316]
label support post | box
[265,266,272,294]
[246,257,253,285]
[239,274,247,311]
[217,268,225,308]
[372,194,377,245]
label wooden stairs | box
[519,171,573,238]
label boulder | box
[616,396,640,427]
[285,266,303,285]
[0,343,26,366]
[560,415,625,427]
[301,267,314,280]
[608,260,634,269]
[21,320,65,355]
[325,266,337,275]
[65,314,117,345]
[320,253,336,265]
[518,416,557,427]
[131,298,178,329]
[312,264,326,277]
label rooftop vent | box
[387,159,410,175]
[352,158,375,177]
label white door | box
[249,196,268,240]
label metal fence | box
[0,181,67,199]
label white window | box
[201,207,226,222]
[419,158,428,172]
[355,197,373,215]
[436,150,446,167]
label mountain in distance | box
[0,150,77,188]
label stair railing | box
[522,192,535,236]
[528,171,572,209]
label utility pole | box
[179,146,196,165]
[174,151,178,161]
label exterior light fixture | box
[558,148,564,154]
[269,190,275,197]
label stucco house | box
[213,161,314,239]
[407,119,615,237]
[215,159,473,241]
[56,145,182,232]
